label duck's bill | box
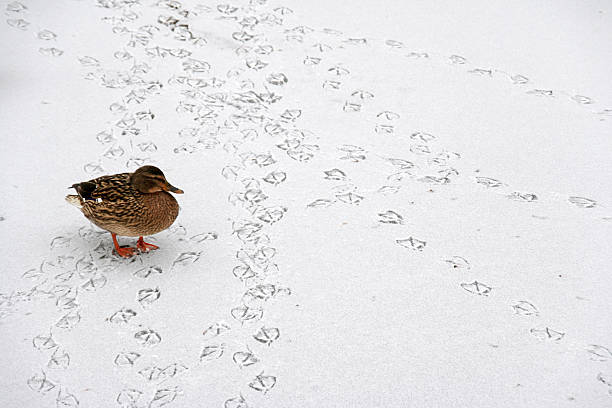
[167,184,184,194]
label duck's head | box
[130,165,184,194]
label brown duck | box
[66,165,183,257]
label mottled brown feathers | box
[67,166,181,237]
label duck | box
[66,165,184,257]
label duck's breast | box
[137,191,180,236]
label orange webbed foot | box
[137,237,159,252]
[115,246,136,258]
[111,233,137,258]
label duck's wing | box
[71,173,134,202]
[70,173,146,226]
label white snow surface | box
[1,1,612,407]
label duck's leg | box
[111,233,136,258]
[137,237,159,252]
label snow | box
[1,0,611,407]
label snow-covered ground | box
[1,1,611,407]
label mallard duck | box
[66,165,183,257]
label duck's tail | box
[65,194,82,209]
